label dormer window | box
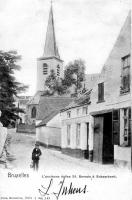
[43,63,48,75]
[120,55,130,94]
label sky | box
[0,0,130,95]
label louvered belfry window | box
[57,65,60,76]
[43,63,48,75]
[120,55,130,94]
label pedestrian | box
[32,142,42,171]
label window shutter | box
[128,107,131,146]
[98,82,104,102]
[112,109,120,145]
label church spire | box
[43,3,60,58]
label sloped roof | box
[61,90,92,112]
[36,96,73,120]
[36,110,59,127]
[27,91,43,105]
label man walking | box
[32,142,42,171]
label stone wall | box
[16,123,36,134]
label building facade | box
[61,93,91,158]
[88,12,131,167]
[60,12,131,168]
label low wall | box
[16,123,36,134]
[61,148,89,159]
[36,126,61,149]
[114,145,131,169]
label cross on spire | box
[43,0,60,58]
[50,0,54,6]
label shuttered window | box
[120,55,130,94]
[98,82,104,102]
[112,109,120,145]
[123,107,131,146]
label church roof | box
[27,91,43,105]
[36,96,73,120]
[36,110,59,127]
[43,4,60,58]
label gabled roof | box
[36,96,73,120]
[43,4,60,58]
[36,110,59,127]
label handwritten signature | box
[38,178,88,200]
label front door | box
[103,113,114,163]
[93,116,104,163]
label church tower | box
[37,3,63,91]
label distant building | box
[15,96,32,124]
[26,91,42,124]
[37,4,63,92]
[26,3,64,125]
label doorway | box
[84,123,89,159]
[103,112,114,164]
[93,112,114,164]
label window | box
[67,111,71,118]
[82,107,88,115]
[43,63,48,75]
[31,107,36,118]
[57,65,60,76]
[122,107,131,146]
[112,109,120,145]
[120,55,130,94]
[77,108,80,116]
[98,82,104,102]
[67,125,71,146]
[76,123,81,146]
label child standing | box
[32,142,42,171]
